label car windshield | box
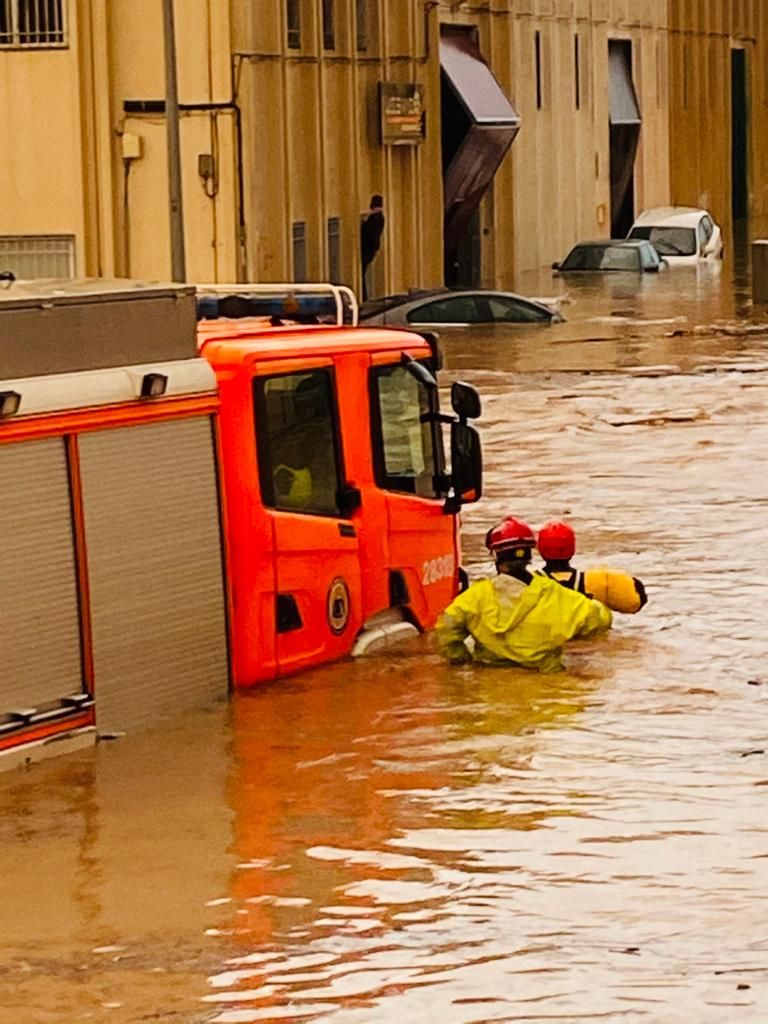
[629,226,697,256]
[561,245,640,271]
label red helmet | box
[485,517,536,558]
[537,520,576,561]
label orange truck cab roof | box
[198,320,433,364]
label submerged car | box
[359,289,563,326]
[628,206,723,265]
[553,239,665,274]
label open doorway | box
[446,209,481,289]
[608,40,641,238]
[731,48,749,223]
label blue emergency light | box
[196,292,339,322]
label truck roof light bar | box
[196,283,359,327]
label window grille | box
[0,235,75,279]
[292,222,307,283]
[0,0,66,48]
[327,217,341,284]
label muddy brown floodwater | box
[3,259,768,1024]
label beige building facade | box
[0,1,764,294]
[668,1,768,240]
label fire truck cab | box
[197,283,483,685]
[0,280,482,765]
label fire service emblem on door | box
[327,577,351,635]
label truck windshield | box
[371,363,441,497]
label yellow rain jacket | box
[435,572,612,673]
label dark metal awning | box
[440,33,521,128]
[608,43,641,125]
[440,32,520,253]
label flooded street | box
[3,261,768,1023]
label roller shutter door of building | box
[0,439,83,716]
[78,417,229,734]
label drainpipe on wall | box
[162,0,187,282]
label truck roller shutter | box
[79,417,229,734]
[0,439,84,716]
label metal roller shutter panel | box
[0,439,83,713]
[78,418,229,733]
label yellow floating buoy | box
[582,567,647,615]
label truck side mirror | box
[450,381,481,421]
[448,421,482,507]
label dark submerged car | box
[553,239,666,274]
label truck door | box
[369,359,458,628]
[252,360,362,676]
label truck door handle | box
[339,523,356,538]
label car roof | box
[360,288,552,318]
[633,207,706,228]
[569,239,649,249]
[359,289,445,317]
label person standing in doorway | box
[360,194,385,301]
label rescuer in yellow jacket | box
[537,520,648,615]
[436,516,612,672]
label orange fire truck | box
[0,280,482,766]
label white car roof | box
[633,207,707,229]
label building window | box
[327,217,341,284]
[682,42,688,108]
[286,0,300,49]
[535,30,543,109]
[356,0,367,52]
[656,38,662,107]
[574,33,581,110]
[322,0,334,50]
[707,40,717,105]
[0,235,75,278]
[0,0,66,48]
[292,221,307,283]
